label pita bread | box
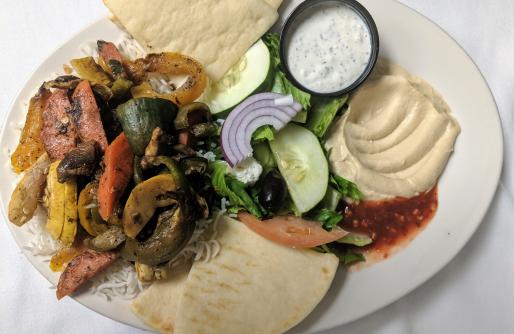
[103,0,278,81]
[131,261,191,334]
[264,0,284,9]
[175,216,339,334]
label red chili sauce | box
[341,187,438,259]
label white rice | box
[23,210,221,300]
[117,33,146,60]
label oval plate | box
[0,0,503,333]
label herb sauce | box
[286,2,372,93]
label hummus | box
[325,58,460,200]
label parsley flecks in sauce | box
[286,3,372,93]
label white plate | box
[0,0,503,333]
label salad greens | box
[263,33,311,110]
[310,208,343,231]
[307,95,348,138]
[210,161,262,217]
[337,234,373,247]
[206,33,371,265]
[330,174,364,201]
[252,125,275,143]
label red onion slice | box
[221,93,302,167]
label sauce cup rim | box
[279,0,380,97]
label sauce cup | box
[280,0,379,96]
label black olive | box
[259,169,287,213]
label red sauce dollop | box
[341,187,438,259]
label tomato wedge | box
[238,212,348,248]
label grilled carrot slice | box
[97,132,134,221]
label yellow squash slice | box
[45,161,78,246]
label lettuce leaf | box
[310,208,343,231]
[263,33,311,110]
[252,125,275,142]
[330,174,363,201]
[337,233,373,247]
[210,161,262,217]
[307,95,348,138]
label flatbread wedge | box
[131,261,191,334]
[103,0,278,81]
[131,216,339,334]
[176,216,339,334]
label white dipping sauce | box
[286,2,372,93]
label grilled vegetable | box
[129,52,207,105]
[57,142,99,183]
[122,205,195,266]
[8,153,51,226]
[116,97,178,155]
[174,102,211,130]
[86,225,126,252]
[98,132,134,221]
[45,161,78,246]
[43,75,82,90]
[41,89,79,161]
[11,87,49,173]
[143,127,174,159]
[71,80,109,151]
[97,40,127,79]
[122,174,183,239]
[190,123,217,138]
[70,57,112,86]
[78,182,109,237]
[50,246,84,272]
[56,249,118,300]
[134,262,170,282]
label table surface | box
[1,1,513,333]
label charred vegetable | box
[143,127,174,159]
[97,40,127,79]
[45,161,78,246]
[116,97,178,155]
[128,53,207,105]
[174,102,211,130]
[44,75,82,90]
[98,132,134,221]
[180,157,208,176]
[70,57,112,86]
[50,246,84,272]
[122,174,184,239]
[86,225,126,252]
[8,153,51,226]
[56,250,118,300]
[78,182,109,236]
[259,169,287,213]
[122,205,195,266]
[11,87,50,173]
[57,142,99,183]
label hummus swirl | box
[326,59,460,200]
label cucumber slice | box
[201,40,274,118]
[269,124,329,213]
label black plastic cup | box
[279,0,380,97]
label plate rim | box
[0,1,504,332]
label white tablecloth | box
[1,1,513,333]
